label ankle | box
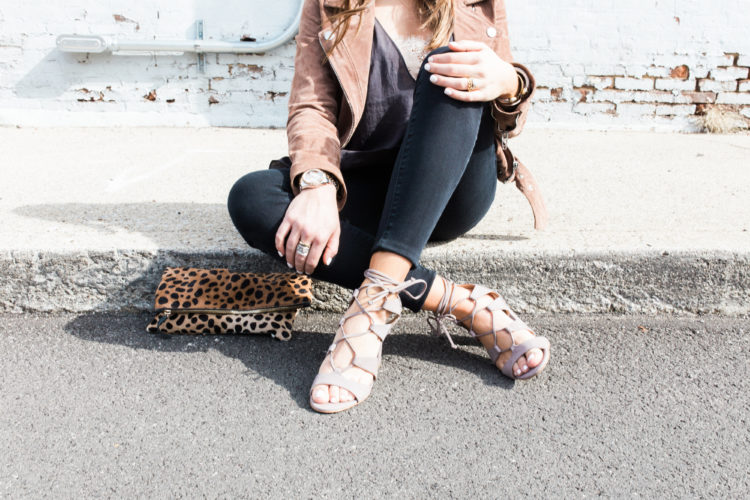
[421,275,446,312]
[368,252,411,283]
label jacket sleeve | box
[489,61,536,139]
[286,0,348,210]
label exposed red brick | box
[575,88,591,102]
[670,65,689,79]
[113,14,140,31]
[681,91,717,104]
[550,87,563,100]
[144,90,157,101]
[208,96,219,105]
[76,91,104,103]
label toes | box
[312,384,329,404]
[513,360,523,377]
[520,354,529,373]
[329,385,340,404]
[340,388,354,402]
[526,348,543,368]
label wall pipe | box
[55,1,303,55]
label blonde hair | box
[323,0,454,63]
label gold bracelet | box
[496,71,527,107]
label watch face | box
[302,169,327,186]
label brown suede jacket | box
[285,0,547,229]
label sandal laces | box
[327,269,427,373]
[361,268,428,304]
[426,276,461,349]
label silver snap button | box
[486,27,497,38]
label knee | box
[227,172,257,221]
[227,170,285,240]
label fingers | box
[425,60,481,79]
[322,226,340,268]
[429,73,483,92]
[293,232,312,273]
[304,222,340,274]
[275,218,291,261]
[278,196,340,274]
[303,237,325,275]
[446,39,489,52]
[443,86,484,102]
[285,226,301,269]
[428,45,485,64]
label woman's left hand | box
[424,40,518,102]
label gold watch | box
[297,168,339,192]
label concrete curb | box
[3,248,748,315]
[3,127,749,316]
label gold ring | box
[466,77,475,92]
[295,242,311,256]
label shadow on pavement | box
[62,311,514,411]
[18,198,519,406]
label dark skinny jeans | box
[227,46,497,312]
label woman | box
[227,0,550,414]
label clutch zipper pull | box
[156,309,171,328]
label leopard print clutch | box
[146,267,313,341]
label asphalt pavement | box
[1,312,748,498]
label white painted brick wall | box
[1,0,749,131]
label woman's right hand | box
[275,183,340,275]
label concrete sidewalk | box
[1,126,749,314]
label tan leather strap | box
[513,159,548,230]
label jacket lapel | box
[315,0,503,144]
[318,0,374,142]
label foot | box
[433,277,545,378]
[310,278,397,405]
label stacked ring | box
[296,242,310,256]
[466,77,475,92]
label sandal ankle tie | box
[360,268,428,305]
[427,277,460,349]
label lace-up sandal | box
[309,269,427,414]
[428,277,550,380]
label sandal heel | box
[427,276,550,380]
